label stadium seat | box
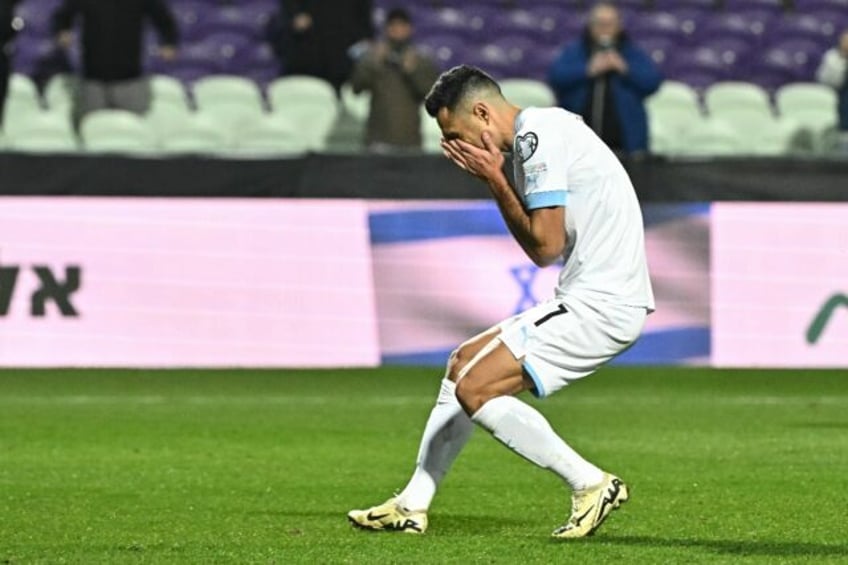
[340,83,370,123]
[637,37,678,67]
[150,74,191,111]
[648,113,678,155]
[647,80,702,115]
[793,112,838,150]
[233,116,311,156]
[775,82,837,117]
[416,33,468,71]
[193,75,264,111]
[4,110,78,153]
[44,73,77,112]
[737,116,798,155]
[723,0,785,14]
[267,76,339,150]
[80,109,158,153]
[499,79,555,108]
[196,102,265,144]
[3,74,44,136]
[420,106,443,154]
[267,75,336,112]
[704,82,773,120]
[677,118,743,156]
[145,102,195,138]
[157,115,230,154]
[5,73,41,113]
[272,102,338,152]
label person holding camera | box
[548,2,661,156]
[350,8,438,152]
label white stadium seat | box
[80,109,157,153]
[499,79,556,108]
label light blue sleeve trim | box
[525,190,567,210]
[522,360,547,399]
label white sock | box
[471,395,604,491]
[396,379,474,511]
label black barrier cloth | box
[0,153,845,201]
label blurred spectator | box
[816,29,848,132]
[279,0,373,91]
[350,8,438,152]
[0,0,20,127]
[547,2,662,155]
[51,0,178,126]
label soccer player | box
[348,65,654,538]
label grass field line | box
[1,393,846,407]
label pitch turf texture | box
[1,368,847,564]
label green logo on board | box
[806,293,848,345]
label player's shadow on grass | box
[598,535,848,558]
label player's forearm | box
[487,174,561,267]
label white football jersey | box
[512,107,655,311]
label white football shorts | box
[497,295,647,398]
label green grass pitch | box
[1,367,847,564]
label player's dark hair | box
[385,8,412,24]
[424,65,501,118]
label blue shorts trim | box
[525,190,567,210]
[522,360,547,399]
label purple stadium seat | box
[635,36,678,67]
[722,0,786,14]
[629,12,695,46]
[531,44,565,82]
[464,37,537,79]
[613,0,651,11]
[652,0,718,13]
[758,39,826,83]
[415,8,477,36]
[666,41,747,83]
[226,42,277,76]
[416,34,468,71]
[699,37,752,77]
[808,11,848,35]
[14,0,62,37]
[11,37,69,77]
[488,9,558,43]
[773,14,841,45]
[747,70,793,92]
[168,65,220,85]
[170,1,210,42]
[149,39,223,75]
[527,0,585,9]
[551,11,589,46]
[461,4,501,41]
[793,0,848,11]
[202,4,276,40]
[698,12,773,47]
[665,67,722,91]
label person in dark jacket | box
[279,0,373,91]
[350,8,438,151]
[0,0,20,127]
[816,29,848,132]
[51,0,178,126]
[548,2,662,155]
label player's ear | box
[472,102,490,125]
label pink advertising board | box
[0,198,380,367]
[712,203,848,367]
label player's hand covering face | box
[441,131,505,183]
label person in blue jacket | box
[548,2,662,155]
